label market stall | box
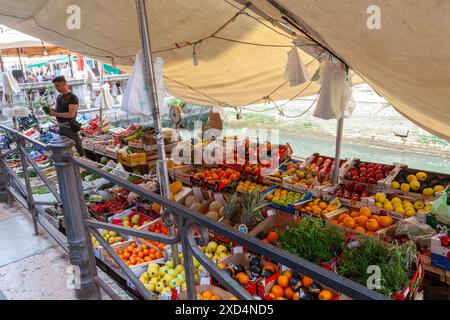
[0,0,449,301]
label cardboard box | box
[431,234,450,271]
[367,194,431,221]
[177,285,233,300]
[383,165,449,201]
[101,239,165,277]
[248,214,300,237]
[220,253,279,297]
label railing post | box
[0,157,10,203]
[17,138,38,235]
[48,136,101,300]
[178,216,197,300]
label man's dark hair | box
[52,76,66,84]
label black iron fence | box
[0,124,389,300]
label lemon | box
[409,180,421,191]
[375,193,387,203]
[423,188,435,197]
[404,208,416,217]
[400,183,410,193]
[391,181,400,189]
[414,201,424,210]
[415,172,428,182]
[407,174,418,183]
[424,204,433,211]
[434,185,445,193]
[395,207,405,214]
[384,202,394,211]
[375,202,383,208]
[391,197,402,205]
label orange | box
[210,295,221,300]
[302,276,314,287]
[236,272,250,285]
[130,242,137,248]
[356,215,368,227]
[267,231,279,243]
[319,290,334,300]
[350,211,360,218]
[343,217,355,229]
[370,215,380,222]
[338,213,350,223]
[277,275,290,288]
[270,285,284,298]
[202,290,213,300]
[293,292,301,300]
[319,202,328,210]
[155,251,163,259]
[354,226,366,233]
[284,287,295,299]
[366,219,380,231]
[359,207,372,217]
[282,270,293,279]
[140,244,148,250]
[379,216,394,228]
[366,231,377,237]
[313,207,322,215]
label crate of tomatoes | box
[191,167,241,192]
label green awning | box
[26,61,48,69]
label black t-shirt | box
[56,92,79,123]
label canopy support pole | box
[332,117,344,184]
[68,53,74,78]
[16,48,26,82]
[0,51,4,72]
[99,63,104,134]
[135,0,179,265]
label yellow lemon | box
[409,180,421,191]
[434,185,445,193]
[415,172,428,182]
[400,183,410,193]
[391,181,400,189]
[407,174,418,183]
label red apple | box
[376,173,385,181]
[345,183,355,192]
[367,163,375,169]
[359,177,367,183]
[359,171,367,177]
[368,177,377,184]
[361,191,370,197]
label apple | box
[367,163,375,169]
[368,177,377,184]
[335,189,343,197]
[375,170,384,176]
[367,168,375,175]
[359,177,367,183]
[345,172,353,180]
[359,166,367,172]
[361,191,369,197]
[376,174,385,181]
[345,183,355,192]
[359,171,367,177]
[351,193,360,201]
[352,175,359,181]
[354,184,365,193]
[375,164,383,170]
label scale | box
[169,105,184,129]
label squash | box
[190,202,202,212]
[209,200,224,212]
[184,195,199,208]
[206,211,220,221]
[169,181,183,195]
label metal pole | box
[135,0,179,264]
[68,53,74,78]
[17,138,39,235]
[178,217,197,300]
[99,63,104,134]
[48,136,101,300]
[332,117,344,184]
[16,48,25,76]
[0,51,4,72]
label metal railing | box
[0,122,390,300]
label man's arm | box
[50,104,78,119]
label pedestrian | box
[50,76,85,156]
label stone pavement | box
[0,202,129,300]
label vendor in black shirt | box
[50,76,85,156]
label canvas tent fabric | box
[0,0,448,139]
[0,25,67,57]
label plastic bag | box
[388,219,437,252]
[121,51,165,116]
[283,47,310,86]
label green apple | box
[159,266,169,277]
[169,278,181,289]
[168,269,178,278]
[155,282,164,293]
[165,260,175,269]
[175,264,184,274]
[144,281,155,292]
[123,221,130,227]
[176,274,186,283]
[147,268,158,278]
